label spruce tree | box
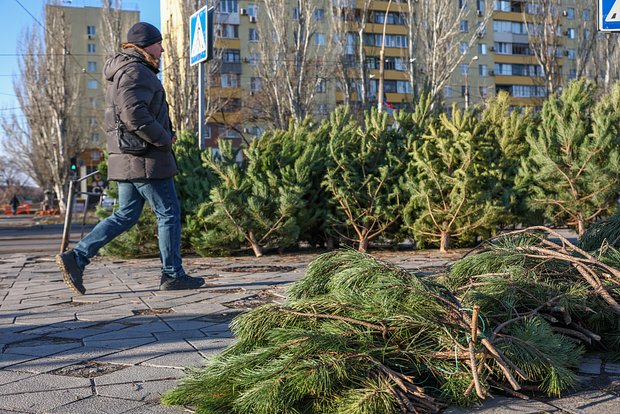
[402,105,503,252]
[520,79,620,235]
[323,107,406,252]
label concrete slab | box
[47,395,144,414]
[550,390,620,413]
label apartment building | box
[45,4,139,177]
[161,0,589,146]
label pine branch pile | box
[163,227,620,413]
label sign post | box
[599,0,620,32]
[190,6,214,150]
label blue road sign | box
[190,6,208,66]
[600,0,620,32]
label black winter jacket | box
[103,48,177,180]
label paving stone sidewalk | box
[1,250,619,413]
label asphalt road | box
[0,215,96,255]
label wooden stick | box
[480,338,521,390]
[469,341,485,398]
[471,305,480,343]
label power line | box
[12,0,104,89]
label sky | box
[0,0,161,111]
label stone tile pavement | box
[1,250,620,413]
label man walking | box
[56,22,204,294]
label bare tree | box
[524,0,563,96]
[1,3,84,212]
[571,4,596,80]
[0,155,32,203]
[100,0,124,60]
[589,32,620,89]
[329,0,373,112]
[249,0,335,129]
[404,0,493,105]
[162,0,228,134]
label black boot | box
[160,273,205,290]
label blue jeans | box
[73,178,184,277]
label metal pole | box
[60,179,75,254]
[198,61,205,150]
[465,72,469,110]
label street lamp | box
[464,55,479,110]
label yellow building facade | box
[160,0,586,143]
[46,4,139,174]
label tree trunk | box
[358,237,369,253]
[577,216,586,237]
[248,231,264,257]
[440,230,450,253]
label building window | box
[292,7,299,20]
[249,28,259,42]
[396,80,412,94]
[444,85,453,97]
[89,97,98,108]
[582,9,591,20]
[478,43,487,55]
[87,43,96,53]
[460,63,469,75]
[476,0,485,13]
[479,64,488,77]
[459,42,469,54]
[249,53,259,65]
[495,1,509,11]
[91,133,101,145]
[460,20,469,32]
[566,7,575,20]
[87,61,97,72]
[87,79,98,89]
[219,0,238,14]
[568,69,577,79]
[247,3,258,17]
[219,24,239,39]
[87,25,96,37]
[223,49,240,63]
[316,79,327,93]
[566,28,575,39]
[250,77,262,92]
[314,8,324,21]
[91,150,101,161]
[221,73,239,88]
[88,117,97,127]
[567,49,576,59]
[315,33,326,46]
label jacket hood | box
[103,49,158,81]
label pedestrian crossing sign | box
[190,6,213,65]
[600,0,620,31]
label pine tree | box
[402,104,503,252]
[478,92,534,227]
[520,79,620,235]
[323,107,406,252]
[194,122,322,257]
[172,132,219,252]
[163,240,613,414]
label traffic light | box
[70,157,78,175]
